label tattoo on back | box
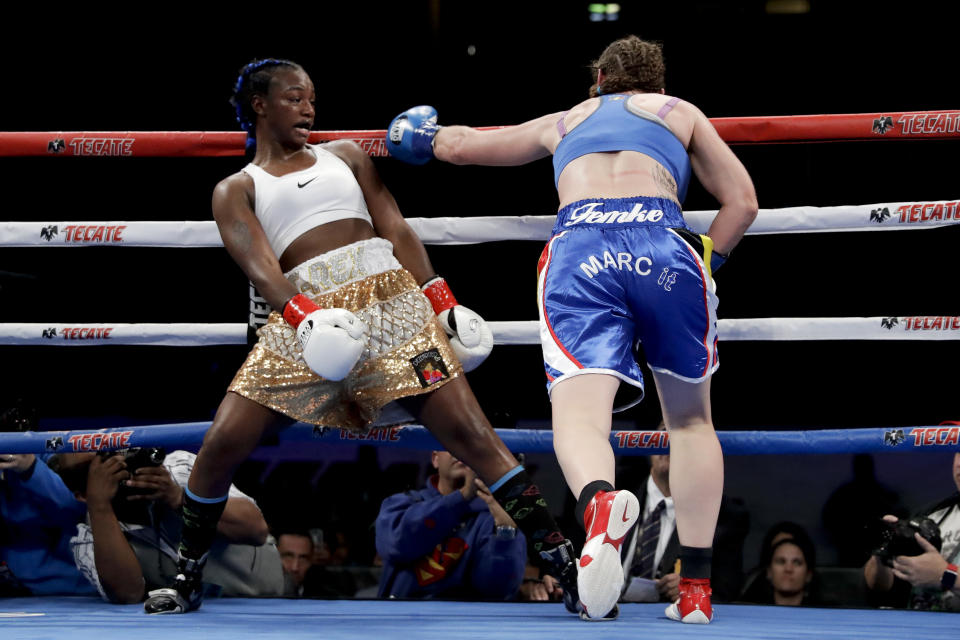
[653,164,678,200]
[232,220,252,254]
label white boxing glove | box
[421,276,494,372]
[283,294,368,381]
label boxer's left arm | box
[328,140,436,284]
[331,140,494,370]
[432,113,559,166]
[687,103,759,256]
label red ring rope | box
[1,111,956,157]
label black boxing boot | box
[144,489,226,614]
[539,538,582,615]
[144,553,205,615]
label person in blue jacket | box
[0,453,94,596]
[376,451,526,600]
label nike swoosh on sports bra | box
[242,145,373,258]
[552,94,692,202]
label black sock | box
[491,467,566,560]
[575,480,615,531]
[179,489,228,563]
[679,545,712,579]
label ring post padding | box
[2,423,957,456]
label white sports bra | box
[241,145,374,258]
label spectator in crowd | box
[270,524,358,598]
[864,447,960,611]
[276,530,313,596]
[764,537,818,606]
[50,449,283,604]
[0,452,94,596]
[739,521,819,603]
[376,451,525,600]
[618,429,749,604]
[823,454,907,567]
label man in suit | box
[618,427,749,604]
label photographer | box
[51,449,282,604]
[864,450,960,611]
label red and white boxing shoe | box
[665,577,714,624]
[577,490,640,620]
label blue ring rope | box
[0,422,956,456]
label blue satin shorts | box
[537,196,719,410]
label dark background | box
[2,0,957,432]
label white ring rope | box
[3,200,958,247]
[2,317,958,346]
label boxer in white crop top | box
[240,144,373,259]
[145,59,578,616]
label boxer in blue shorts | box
[389,35,757,622]
[540,196,719,407]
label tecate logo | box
[61,225,126,243]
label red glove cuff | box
[282,293,322,327]
[421,276,458,315]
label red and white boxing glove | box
[282,294,368,381]
[421,276,494,372]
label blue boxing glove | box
[387,106,440,165]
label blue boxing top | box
[553,94,692,202]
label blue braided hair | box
[229,58,302,154]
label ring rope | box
[2,316,957,346]
[0,422,956,456]
[3,110,958,157]
[3,200,958,247]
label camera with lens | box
[872,516,942,567]
[98,447,166,525]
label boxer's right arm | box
[212,174,300,311]
[434,113,558,166]
[387,106,560,167]
[213,176,366,380]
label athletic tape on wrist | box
[282,293,321,327]
[421,276,458,314]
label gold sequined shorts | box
[228,238,462,431]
